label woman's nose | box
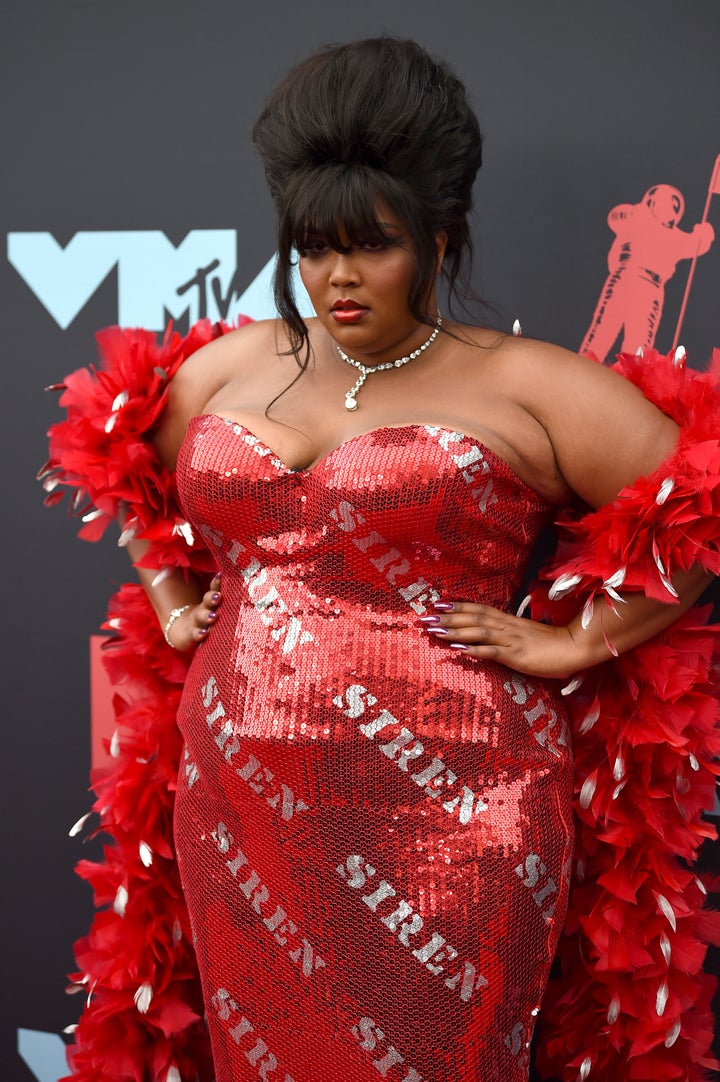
[328,251,360,287]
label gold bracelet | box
[164,604,192,648]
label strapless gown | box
[174,417,574,1082]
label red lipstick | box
[331,300,369,324]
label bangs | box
[281,165,405,253]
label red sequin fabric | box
[174,417,574,1082]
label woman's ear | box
[435,230,448,273]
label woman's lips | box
[331,306,369,324]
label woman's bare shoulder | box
[491,335,678,506]
[490,334,650,406]
[173,319,283,398]
[156,318,283,466]
[448,323,603,384]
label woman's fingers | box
[201,575,223,617]
[419,600,581,678]
[421,602,511,641]
[195,580,222,638]
[204,573,223,610]
[163,576,224,650]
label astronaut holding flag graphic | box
[581,158,719,363]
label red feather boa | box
[44,330,720,1081]
[43,321,246,1081]
[531,349,720,1081]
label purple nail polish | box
[211,592,220,602]
[449,643,469,651]
[427,627,449,636]
[433,602,454,612]
[198,628,208,636]
[418,615,441,624]
[207,612,217,621]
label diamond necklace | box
[335,312,443,411]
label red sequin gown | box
[174,418,574,1082]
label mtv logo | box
[7,230,314,330]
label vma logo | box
[17,1029,68,1081]
[7,229,314,329]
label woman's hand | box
[420,601,585,680]
[165,574,223,652]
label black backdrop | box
[2,1,719,1079]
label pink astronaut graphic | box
[581,155,720,362]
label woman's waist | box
[183,609,570,759]
[215,557,524,627]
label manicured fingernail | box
[418,615,441,624]
[427,627,449,636]
[198,628,208,636]
[449,643,469,651]
[433,602,454,612]
[211,593,220,602]
[207,612,217,622]
[214,571,222,580]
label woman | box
[45,38,720,1082]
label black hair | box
[252,37,483,370]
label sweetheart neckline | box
[186,414,547,503]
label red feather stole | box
[532,348,720,1081]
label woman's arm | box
[112,321,280,647]
[124,533,222,651]
[115,332,248,647]
[125,321,283,647]
[422,341,716,677]
[424,564,712,679]
[43,323,260,649]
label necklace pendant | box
[335,311,442,411]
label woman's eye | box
[360,240,388,251]
[301,241,330,256]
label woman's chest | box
[176,416,550,568]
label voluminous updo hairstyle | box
[252,37,483,365]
